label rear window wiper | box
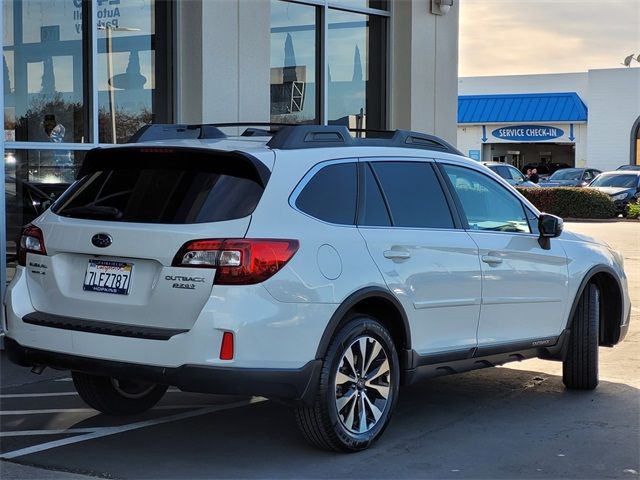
[61,205,123,219]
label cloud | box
[460,0,640,76]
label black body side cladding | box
[402,332,569,385]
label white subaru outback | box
[4,125,631,452]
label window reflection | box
[3,0,84,143]
[327,9,386,129]
[270,1,318,124]
[98,0,156,143]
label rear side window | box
[54,168,264,224]
[295,162,357,225]
[369,161,454,229]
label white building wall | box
[391,0,459,144]
[459,72,588,100]
[586,68,640,171]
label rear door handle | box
[481,255,503,266]
[384,250,411,260]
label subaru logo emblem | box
[91,233,113,248]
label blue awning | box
[458,92,588,124]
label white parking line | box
[0,387,181,399]
[1,428,101,437]
[0,405,212,415]
[0,397,265,460]
[0,392,79,399]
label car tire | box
[295,315,400,452]
[72,372,168,415]
[562,283,600,390]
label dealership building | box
[457,68,640,172]
[1,0,460,294]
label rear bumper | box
[5,337,321,403]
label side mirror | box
[538,213,563,249]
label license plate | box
[83,259,133,295]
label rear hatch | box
[24,146,271,331]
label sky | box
[459,0,640,77]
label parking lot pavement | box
[1,221,638,479]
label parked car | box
[521,162,572,180]
[4,124,631,452]
[540,168,601,187]
[587,171,640,215]
[5,176,70,245]
[616,165,640,171]
[481,162,539,187]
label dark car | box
[616,165,640,171]
[540,168,601,187]
[5,177,70,253]
[587,171,640,215]
[481,162,539,187]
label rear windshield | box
[53,167,264,223]
[590,174,638,188]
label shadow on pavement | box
[14,365,640,479]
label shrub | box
[515,187,617,219]
[627,202,640,219]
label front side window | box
[506,166,525,182]
[443,164,531,234]
[295,162,357,225]
[369,161,454,229]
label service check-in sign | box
[491,125,565,142]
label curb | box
[564,218,639,223]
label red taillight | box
[18,224,47,266]
[172,238,299,285]
[220,331,234,360]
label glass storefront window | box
[327,8,386,129]
[98,0,157,143]
[270,1,387,127]
[270,1,318,124]
[3,0,85,143]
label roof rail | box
[266,125,462,155]
[127,123,462,156]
